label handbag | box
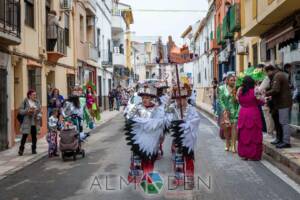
[92,103,97,111]
[17,101,26,124]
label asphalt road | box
[0,114,299,200]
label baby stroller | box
[59,115,86,161]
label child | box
[47,108,62,157]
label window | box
[67,74,75,97]
[146,71,150,79]
[252,43,258,67]
[97,29,101,57]
[266,49,271,61]
[198,72,201,83]
[25,0,34,28]
[28,68,42,102]
[290,41,299,51]
[273,47,277,60]
[65,13,70,47]
[80,15,84,42]
[205,68,207,80]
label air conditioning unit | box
[60,0,73,10]
[236,40,248,55]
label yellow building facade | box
[7,0,76,147]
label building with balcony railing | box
[46,24,67,63]
[0,0,21,46]
[0,0,21,150]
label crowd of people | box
[17,83,101,157]
[213,63,294,161]
[15,63,295,187]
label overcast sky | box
[120,0,208,45]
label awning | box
[266,26,295,49]
[27,59,42,68]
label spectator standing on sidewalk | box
[108,90,115,111]
[265,65,293,148]
[237,76,264,161]
[18,90,42,156]
[47,88,64,117]
[115,85,122,111]
[47,108,62,157]
[212,78,218,115]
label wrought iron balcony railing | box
[0,0,21,44]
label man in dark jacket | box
[265,65,293,148]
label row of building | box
[0,0,134,150]
[179,0,300,128]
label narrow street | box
[0,114,299,200]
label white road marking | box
[6,179,29,190]
[261,160,300,194]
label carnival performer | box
[84,82,100,122]
[155,80,171,158]
[169,84,201,188]
[218,74,239,152]
[124,84,165,183]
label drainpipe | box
[72,1,78,84]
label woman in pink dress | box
[237,76,264,161]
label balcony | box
[222,15,233,40]
[101,49,112,66]
[229,3,241,33]
[113,52,125,67]
[0,0,21,45]
[243,0,300,36]
[84,0,97,16]
[46,25,66,63]
[216,24,223,45]
[87,42,99,62]
[112,9,126,34]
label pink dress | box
[237,89,263,160]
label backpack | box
[17,101,26,124]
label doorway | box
[0,69,8,150]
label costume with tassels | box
[169,84,201,187]
[125,85,166,183]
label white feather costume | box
[169,104,201,157]
[125,103,166,160]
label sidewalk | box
[0,110,120,181]
[197,102,300,184]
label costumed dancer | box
[125,84,165,183]
[83,82,101,125]
[155,80,171,158]
[169,84,201,188]
[218,74,239,152]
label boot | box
[18,146,24,156]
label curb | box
[0,112,121,181]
